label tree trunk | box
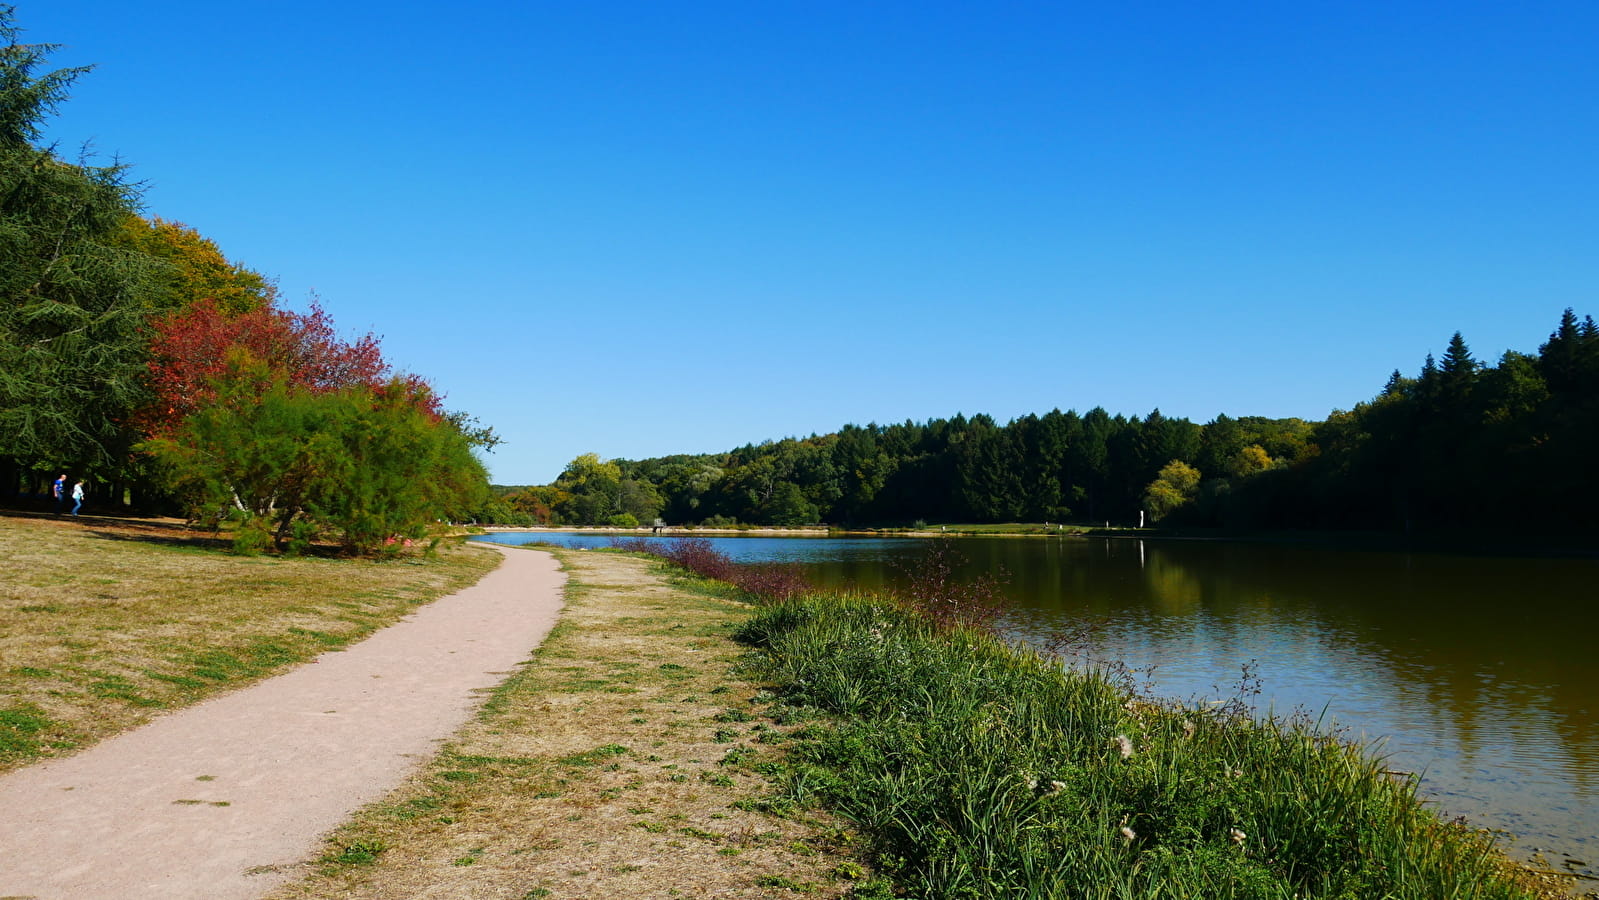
[274,508,299,550]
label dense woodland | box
[495,314,1599,534]
[0,10,490,553]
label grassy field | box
[0,512,498,773]
[269,548,877,899]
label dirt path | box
[0,543,564,900]
[266,549,860,900]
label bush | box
[728,563,812,601]
[632,538,815,602]
[607,513,639,528]
[656,538,737,582]
[283,518,319,556]
[143,355,489,557]
[230,517,272,556]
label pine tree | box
[1538,308,1584,393]
[0,7,90,149]
[0,7,161,477]
[1440,331,1477,379]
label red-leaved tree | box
[141,296,394,436]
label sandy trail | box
[0,543,563,900]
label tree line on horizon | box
[0,8,490,553]
[493,311,1598,535]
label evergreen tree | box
[1539,308,1599,395]
[1435,331,1480,422]
[1440,331,1477,382]
[0,8,89,149]
[0,8,160,479]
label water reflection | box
[474,531,1599,870]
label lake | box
[474,530,1598,877]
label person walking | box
[52,474,66,514]
[71,480,85,517]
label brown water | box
[479,531,1599,877]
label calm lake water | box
[475,531,1599,875]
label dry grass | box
[0,511,499,773]
[268,548,871,900]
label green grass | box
[734,592,1559,900]
[0,703,54,755]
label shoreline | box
[480,524,834,536]
[479,522,1599,559]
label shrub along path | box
[0,542,564,900]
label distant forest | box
[493,309,1599,534]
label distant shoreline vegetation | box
[485,310,1599,538]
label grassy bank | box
[730,591,1569,899]
[269,548,876,899]
[0,512,497,773]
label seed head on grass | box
[891,538,1008,633]
[1112,735,1134,759]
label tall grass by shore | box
[628,537,1562,900]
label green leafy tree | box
[553,453,627,525]
[112,215,275,315]
[762,481,818,525]
[142,352,488,553]
[1227,445,1274,479]
[141,352,339,539]
[305,380,489,553]
[616,476,663,524]
[1143,460,1201,522]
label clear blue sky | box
[28,1,1599,484]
